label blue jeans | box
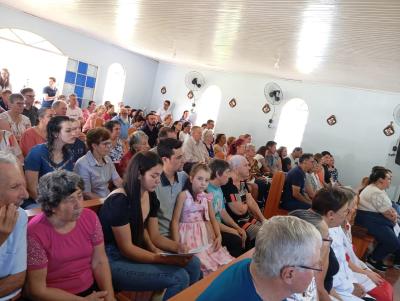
[280,198,311,211]
[355,210,400,261]
[105,244,201,300]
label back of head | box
[228,155,246,170]
[369,166,390,184]
[253,216,321,277]
[289,209,324,233]
[312,187,351,215]
[158,126,175,139]
[157,138,182,159]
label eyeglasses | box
[294,265,323,272]
[100,141,112,146]
[26,94,35,98]
[323,238,333,245]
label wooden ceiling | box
[2,0,400,92]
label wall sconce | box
[326,115,337,126]
[187,90,194,99]
[262,103,271,114]
[383,122,395,136]
[229,98,237,108]
[160,86,166,94]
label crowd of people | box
[0,71,398,301]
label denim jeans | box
[105,244,201,300]
[355,210,400,261]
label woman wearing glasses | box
[74,127,122,200]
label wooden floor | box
[384,267,400,301]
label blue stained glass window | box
[76,74,86,86]
[74,86,84,98]
[78,62,88,74]
[65,71,76,84]
[85,76,96,88]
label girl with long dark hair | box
[98,151,201,300]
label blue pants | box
[355,210,400,261]
[280,198,311,211]
[105,244,201,300]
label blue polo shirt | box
[0,208,27,301]
[24,143,74,178]
[197,259,262,301]
[280,166,310,210]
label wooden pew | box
[351,224,375,260]
[262,171,288,219]
[25,198,157,301]
[169,249,255,301]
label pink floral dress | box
[179,191,233,275]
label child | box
[171,163,234,275]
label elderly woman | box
[20,108,54,157]
[213,133,227,160]
[198,216,322,300]
[0,93,31,142]
[117,130,149,176]
[356,167,400,271]
[25,116,75,201]
[26,170,115,301]
[74,128,123,200]
[226,138,246,160]
[202,129,214,158]
[98,151,201,300]
[104,120,127,163]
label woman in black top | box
[98,151,201,300]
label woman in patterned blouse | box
[104,120,127,164]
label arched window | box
[196,85,222,126]
[0,28,67,95]
[103,63,126,107]
[274,98,309,152]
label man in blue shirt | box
[0,152,29,301]
[280,153,314,211]
[112,107,130,140]
[197,216,322,301]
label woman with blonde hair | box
[82,105,106,133]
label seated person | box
[74,128,122,199]
[98,151,201,300]
[182,126,210,163]
[208,159,247,257]
[0,152,29,301]
[226,138,246,161]
[25,116,75,201]
[26,170,115,300]
[20,107,53,157]
[221,155,266,247]
[171,163,234,275]
[277,146,291,172]
[70,118,87,163]
[117,130,150,177]
[305,158,323,200]
[0,129,23,163]
[264,141,282,175]
[197,216,322,301]
[355,167,400,271]
[104,120,127,163]
[82,105,106,133]
[280,153,314,211]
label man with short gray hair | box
[52,99,67,116]
[0,152,29,300]
[198,216,322,301]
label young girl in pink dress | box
[171,163,234,275]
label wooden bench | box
[169,249,255,301]
[351,224,375,260]
[263,171,288,219]
[26,199,158,301]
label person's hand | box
[212,235,222,251]
[0,204,19,243]
[352,283,366,298]
[161,254,192,267]
[177,243,190,254]
[365,270,384,285]
[237,228,247,248]
[85,290,108,301]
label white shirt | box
[0,111,31,142]
[359,184,392,213]
[156,106,172,121]
[66,106,83,120]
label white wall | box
[0,4,159,109]
[150,62,400,196]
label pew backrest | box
[263,171,288,218]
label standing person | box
[20,108,53,157]
[156,100,172,122]
[98,151,201,300]
[208,159,247,257]
[66,94,83,122]
[42,77,58,108]
[111,107,130,140]
[104,120,127,164]
[25,170,116,301]
[0,89,11,112]
[83,100,96,123]
[197,216,322,301]
[0,93,31,142]
[171,163,234,275]
[0,68,12,91]
[179,121,191,142]
[0,152,29,301]
[21,88,39,126]
[24,116,75,201]
[280,153,315,211]
[140,113,159,148]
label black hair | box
[312,187,351,216]
[299,153,314,163]
[321,151,331,157]
[157,138,182,159]
[265,141,277,149]
[215,133,226,145]
[164,100,171,105]
[182,121,191,129]
[46,116,71,161]
[369,166,391,184]
[123,151,162,247]
[209,159,230,180]
[104,120,120,132]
